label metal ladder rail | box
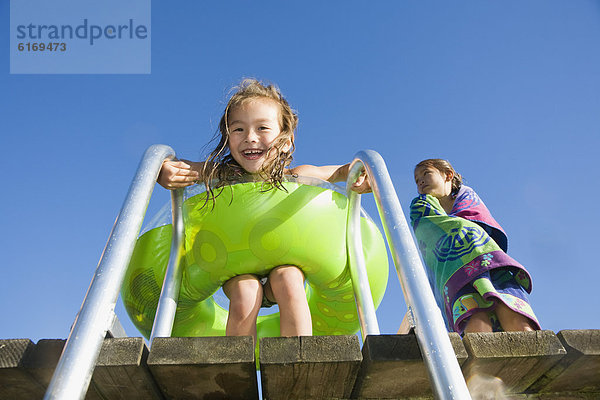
[149,187,185,342]
[345,150,472,400]
[346,163,381,338]
[44,144,176,400]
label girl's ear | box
[445,170,454,182]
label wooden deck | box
[1,330,598,399]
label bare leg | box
[265,265,312,336]
[464,311,493,333]
[223,274,262,343]
[495,302,536,332]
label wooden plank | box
[0,339,45,400]
[91,337,164,400]
[147,336,258,400]
[23,338,163,400]
[22,339,71,396]
[527,329,600,394]
[505,393,600,399]
[462,330,566,393]
[21,338,108,400]
[351,333,467,399]
[260,335,362,400]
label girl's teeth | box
[243,150,263,159]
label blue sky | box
[2,1,599,343]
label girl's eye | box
[259,126,270,131]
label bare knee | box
[495,303,536,332]
[224,274,262,318]
[267,265,306,303]
[464,312,493,333]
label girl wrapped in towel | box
[405,159,540,335]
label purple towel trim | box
[442,250,533,319]
[451,186,508,251]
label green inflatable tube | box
[121,177,388,339]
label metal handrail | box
[346,150,472,400]
[44,144,176,400]
[346,164,381,339]
[149,187,186,343]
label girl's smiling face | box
[414,165,453,198]
[227,99,291,174]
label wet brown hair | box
[200,79,298,204]
[415,159,463,196]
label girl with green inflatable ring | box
[122,177,388,341]
[134,78,383,343]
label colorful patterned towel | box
[410,191,534,331]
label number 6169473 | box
[18,42,66,51]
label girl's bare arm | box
[290,164,371,193]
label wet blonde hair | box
[415,159,463,196]
[201,79,298,202]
